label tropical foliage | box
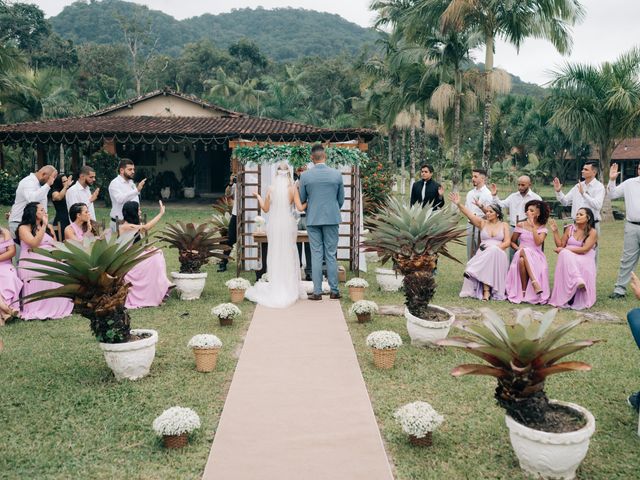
[159,222,228,274]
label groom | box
[298,144,345,300]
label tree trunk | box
[401,129,406,195]
[388,132,393,167]
[599,142,615,222]
[481,34,495,171]
[410,124,416,180]
[453,71,462,191]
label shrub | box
[0,169,20,205]
[360,157,393,215]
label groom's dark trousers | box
[306,225,339,295]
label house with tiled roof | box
[564,138,640,182]
[0,88,374,197]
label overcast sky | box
[35,0,640,86]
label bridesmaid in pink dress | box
[119,200,172,309]
[548,208,598,310]
[64,203,94,241]
[17,202,74,320]
[506,200,551,304]
[0,227,22,323]
[450,192,510,301]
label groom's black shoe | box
[329,292,342,299]
[307,293,322,301]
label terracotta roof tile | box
[565,138,640,161]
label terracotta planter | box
[409,432,433,447]
[229,288,245,303]
[99,329,158,381]
[505,400,596,480]
[356,312,372,323]
[405,305,454,347]
[218,316,234,327]
[371,347,397,369]
[349,286,365,301]
[338,266,346,282]
[163,433,189,449]
[193,347,220,372]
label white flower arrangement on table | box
[254,215,266,231]
[187,334,222,349]
[211,303,241,320]
[152,406,201,437]
[350,300,379,316]
[225,277,251,290]
[346,278,369,288]
[366,330,402,350]
[393,401,444,438]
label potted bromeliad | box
[22,235,159,380]
[363,198,465,347]
[188,334,222,373]
[159,222,229,300]
[349,300,378,323]
[394,401,444,447]
[346,277,369,301]
[153,406,201,449]
[438,308,598,479]
[366,330,403,369]
[225,277,251,303]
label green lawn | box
[1,201,639,479]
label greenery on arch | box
[232,144,368,170]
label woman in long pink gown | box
[548,208,598,310]
[450,192,510,301]
[64,202,94,242]
[0,227,22,323]
[506,200,551,305]
[119,200,172,309]
[18,202,74,320]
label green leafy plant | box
[159,221,229,273]
[90,150,120,207]
[360,157,392,215]
[21,235,156,343]
[0,169,20,205]
[233,144,367,169]
[438,308,599,427]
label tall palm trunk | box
[600,143,615,222]
[481,34,495,171]
[401,128,406,195]
[410,124,416,179]
[388,130,394,166]
[453,70,463,190]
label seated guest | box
[506,200,550,304]
[626,272,640,412]
[0,227,22,323]
[17,202,73,320]
[119,200,172,309]
[450,192,510,301]
[65,203,94,242]
[548,208,598,310]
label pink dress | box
[0,238,22,311]
[459,227,509,300]
[549,225,596,310]
[68,222,86,240]
[19,233,74,320]
[124,241,172,309]
[506,226,550,304]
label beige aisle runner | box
[202,300,394,480]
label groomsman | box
[108,159,145,231]
[410,164,444,210]
[66,165,99,221]
[8,165,57,237]
[607,163,640,299]
[464,168,492,259]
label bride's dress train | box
[244,173,306,308]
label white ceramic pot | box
[171,272,207,300]
[160,187,171,200]
[404,305,454,347]
[99,328,158,381]
[183,187,195,199]
[505,400,596,480]
[375,268,404,292]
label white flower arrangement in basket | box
[254,215,266,232]
[366,330,403,350]
[152,406,201,437]
[225,277,251,290]
[349,300,379,316]
[394,401,444,438]
[346,278,369,288]
[211,303,241,320]
[188,334,222,349]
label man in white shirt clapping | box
[66,165,99,221]
[464,168,493,259]
[8,165,58,236]
[108,159,145,232]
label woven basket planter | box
[218,316,234,327]
[229,289,245,303]
[163,433,189,449]
[356,312,372,324]
[371,347,397,369]
[349,286,365,302]
[409,432,433,447]
[193,347,220,372]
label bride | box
[244,162,308,308]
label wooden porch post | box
[36,146,46,168]
[71,147,79,174]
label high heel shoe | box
[482,284,491,301]
[531,280,543,295]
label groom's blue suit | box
[299,163,345,295]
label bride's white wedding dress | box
[244,172,307,308]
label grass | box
[1,200,640,479]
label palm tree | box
[546,47,640,219]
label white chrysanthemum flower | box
[349,300,379,316]
[366,330,402,350]
[394,401,444,437]
[346,278,369,288]
[225,277,251,290]
[211,303,241,319]
[187,334,222,349]
[152,406,201,436]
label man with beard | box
[66,165,100,221]
[8,165,58,238]
[108,158,146,232]
[464,168,492,259]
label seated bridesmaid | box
[548,208,598,310]
[450,192,510,301]
[0,226,22,324]
[17,202,74,320]
[119,200,172,309]
[505,199,551,304]
[65,203,94,241]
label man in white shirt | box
[464,168,493,259]
[108,158,145,231]
[66,165,100,221]
[607,163,640,298]
[8,165,58,236]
